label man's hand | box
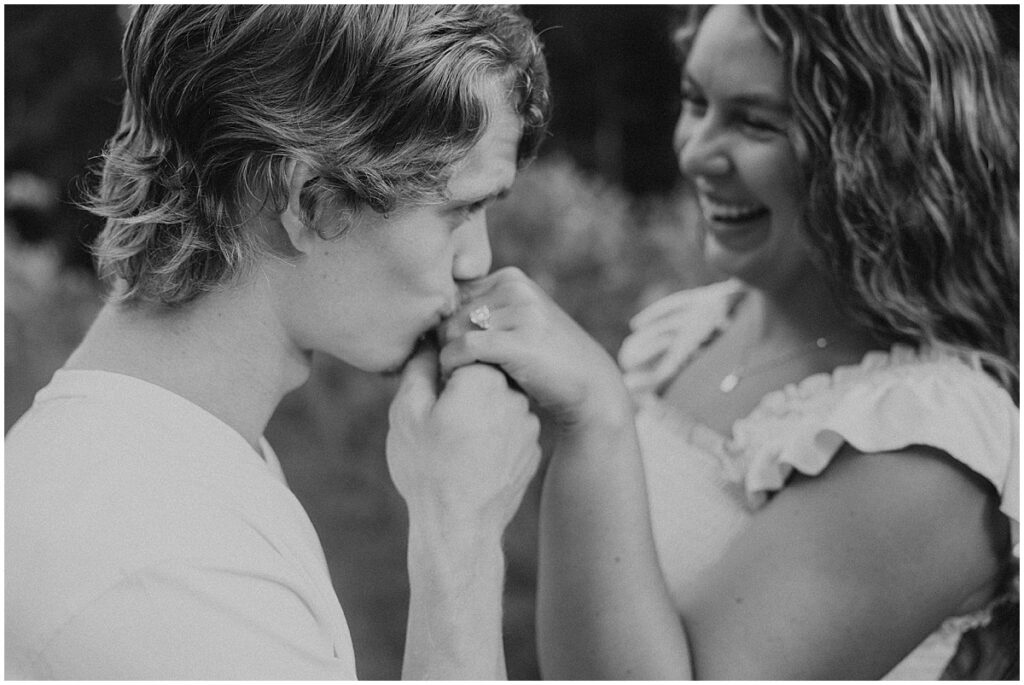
[386,344,541,679]
[387,345,541,537]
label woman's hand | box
[387,343,541,537]
[439,267,632,431]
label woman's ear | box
[279,159,319,254]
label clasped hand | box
[439,267,633,431]
[387,341,541,538]
[386,266,633,538]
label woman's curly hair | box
[677,6,1019,679]
[675,5,1019,402]
[86,5,550,306]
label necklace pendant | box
[719,372,740,393]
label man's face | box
[279,100,523,373]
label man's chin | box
[380,330,440,378]
[379,360,408,378]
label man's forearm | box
[403,519,507,680]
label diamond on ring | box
[469,305,492,330]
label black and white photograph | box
[5,4,1019,680]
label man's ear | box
[279,159,319,254]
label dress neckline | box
[635,283,980,445]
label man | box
[6,5,549,679]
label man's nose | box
[452,211,493,281]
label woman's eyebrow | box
[729,94,791,114]
[683,71,789,113]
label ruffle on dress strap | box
[727,345,1020,562]
[619,279,745,397]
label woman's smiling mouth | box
[698,194,770,223]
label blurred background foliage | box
[5,4,1017,680]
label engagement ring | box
[469,305,492,330]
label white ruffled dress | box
[618,279,1019,680]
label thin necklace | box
[719,336,830,393]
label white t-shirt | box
[5,369,357,679]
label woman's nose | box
[452,212,493,281]
[676,114,731,179]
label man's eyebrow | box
[455,186,512,205]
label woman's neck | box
[746,267,879,355]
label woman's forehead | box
[686,6,785,95]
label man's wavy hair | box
[87,5,550,306]
[677,6,1019,679]
[675,5,1019,402]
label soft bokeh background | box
[7,5,1017,680]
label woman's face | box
[674,5,814,292]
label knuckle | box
[437,318,459,345]
[496,265,525,281]
[438,339,462,366]
[441,334,480,368]
[462,330,485,354]
[387,395,408,422]
[518,391,534,415]
[518,302,546,327]
[451,362,502,387]
[445,365,472,387]
[506,277,534,299]
[446,332,478,362]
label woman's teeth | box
[699,196,769,222]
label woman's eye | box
[680,91,707,116]
[737,112,786,138]
[746,116,775,130]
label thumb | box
[394,344,440,413]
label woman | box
[441,5,1018,679]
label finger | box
[439,332,534,399]
[442,366,533,427]
[457,272,502,303]
[439,301,511,346]
[393,344,439,412]
[438,331,492,377]
[441,330,544,404]
[437,308,473,345]
[437,363,512,414]
[523,435,543,473]
[446,358,509,384]
[456,265,532,304]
